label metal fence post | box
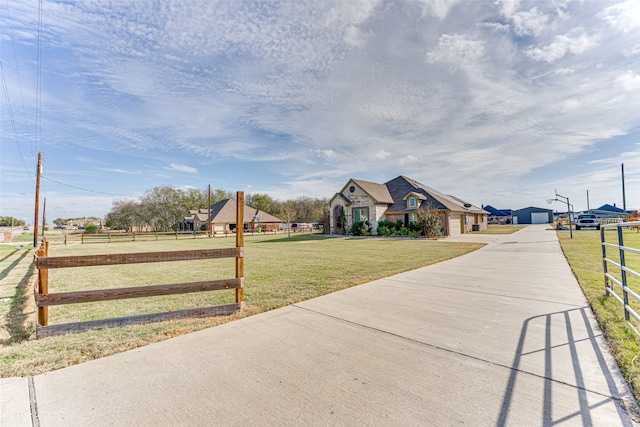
[618,225,629,321]
[601,227,609,290]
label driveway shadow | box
[497,307,639,426]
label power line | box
[0,60,34,182]
[2,0,37,166]
[35,0,43,155]
[41,174,135,198]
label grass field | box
[557,228,640,399]
[0,233,484,377]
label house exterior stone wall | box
[329,180,383,235]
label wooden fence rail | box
[33,192,245,338]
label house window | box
[408,213,417,224]
[353,207,369,222]
[409,197,416,208]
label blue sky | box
[1,0,639,222]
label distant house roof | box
[187,199,282,224]
[484,205,511,216]
[597,204,623,213]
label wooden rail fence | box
[33,193,246,338]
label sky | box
[1,0,639,223]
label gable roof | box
[350,179,394,204]
[384,176,485,214]
[189,199,282,223]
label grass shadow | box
[2,251,36,344]
[0,249,30,282]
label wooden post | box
[236,192,244,307]
[37,241,50,326]
[208,184,212,238]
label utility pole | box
[586,190,590,211]
[622,163,627,220]
[33,152,42,247]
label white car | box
[575,214,600,230]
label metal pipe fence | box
[601,222,640,335]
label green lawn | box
[1,233,483,377]
[558,228,640,399]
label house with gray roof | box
[328,176,488,236]
[184,199,282,234]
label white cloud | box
[511,7,549,36]
[496,0,520,18]
[555,68,574,75]
[399,155,419,166]
[166,163,198,174]
[598,0,640,33]
[615,71,640,91]
[426,34,484,64]
[416,0,461,20]
[373,150,390,160]
[525,29,599,62]
[313,149,337,159]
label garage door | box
[448,214,462,236]
[531,212,548,224]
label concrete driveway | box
[2,224,639,426]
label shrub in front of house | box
[376,211,443,238]
[415,209,445,238]
[350,220,371,236]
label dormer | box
[403,192,427,210]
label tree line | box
[106,186,328,232]
[0,216,26,227]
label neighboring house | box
[594,204,635,217]
[183,199,283,234]
[328,176,488,236]
[511,207,553,224]
[484,205,512,224]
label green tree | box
[180,188,208,211]
[107,200,137,232]
[0,216,25,227]
[246,193,274,214]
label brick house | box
[328,176,488,236]
[184,199,282,234]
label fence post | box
[236,192,244,307]
[37,241,50,326]
[601,227,609,290]
[81,233,84,244]
[618,226,629,321]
